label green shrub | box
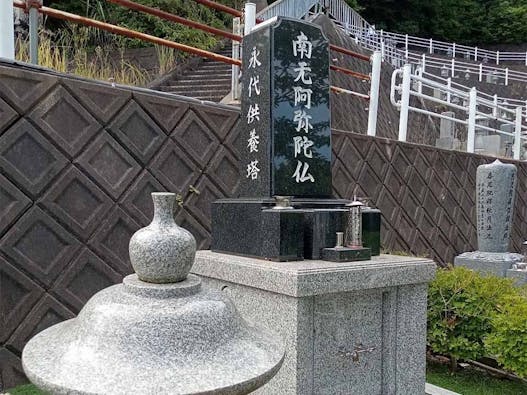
[427,266,518,363]
[485,295,527,378]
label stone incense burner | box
[22,192,284,395]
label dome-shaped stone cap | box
[22,275,285,395]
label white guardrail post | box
[244,2,256,35]
[514,106,522,160]
[398,64,412,142]
[367,51,382,136]
[0,0,15,60]
[231,17,241,101]
[467,87,477,153]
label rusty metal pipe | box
[107,0,242,42]
[330,44,371,62]
[190,0,263,23]
[13,1,241,66]
[330,65,370,81]
[331,85,370,100]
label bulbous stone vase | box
[129,192,196,283]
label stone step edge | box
[425,383,461,395]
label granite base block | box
[212,199,348,261]
[211,200,304,261]
[321,246,371,262]
[303,209,347,259]
[192,251,436,395]
[506,269,527,285]
[454,251,523,277]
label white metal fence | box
[390,64,527,160]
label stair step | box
[199,65,232,71]
[161,84,230,91]
[190,70,231,76]
[162,88,230,95]
[176,77,231,84]
[175,74,231,81]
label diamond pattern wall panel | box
[51,248,122,313]
[171,110,220,169]
[133,91,188,133]
[63,78,131,124]
[0,66,56,113]
[40,166,113,240]
[109,100,166,164]
[0,207,81,287]
[0,97,18,135]
[88,207,140,275]
[28,86,101,157]
[76,131,141,200]
[0,174,31,235]
[3,61,527,388]
[0,118,68,197]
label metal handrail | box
[12,0,241,66]
[391,65,527,159]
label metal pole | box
[398,64,411,142]
[474,46,478,61]
[367,51,381,136]
[244,2,256,35]
[467,87,477,153]
[513,106,522,160]
[429,38,433,54]
[505,67,509,86]
[479,63,483,82]
[451,58,455,77]
[0,0,15,59]
[446,77,451,103]
[452,42,456,58]
[404,34,408,59]
[496,50,500,65]
[29,1,41,65]
[493,94,498,117]
[421,53,426,72]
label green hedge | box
[427,266,527,378]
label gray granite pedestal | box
[454,251,523,277]
[192,251,436,395]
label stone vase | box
[129,192,196,283]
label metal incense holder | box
[345,200,364,248]
[321,202,371,263]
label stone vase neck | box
[151,192,177,227]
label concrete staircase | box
[156,44,233,102]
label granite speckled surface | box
[193,251,435,394]
[23,275,284,394]
[129,192,196,283]
[193,251,436,297]
[22,193,285,395]
[455,251,523,277]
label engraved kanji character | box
[292,160,315,183]
[293,62,312,85]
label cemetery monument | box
[22,192,284,395]
[193,16,436,394]
[454,159,523,276]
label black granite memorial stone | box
[238,17,331,198]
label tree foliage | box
[357,0,527,45]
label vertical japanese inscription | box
[272,19,331,197]
[238,18,331,198]
[239,25,271,197]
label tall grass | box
[14,25,161,87]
